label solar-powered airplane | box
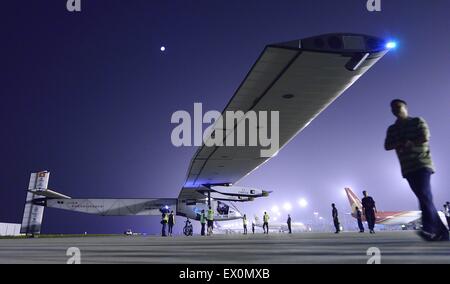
[21,33,393,235]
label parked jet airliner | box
[345,188,449,229]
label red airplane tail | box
[345,187,363,217]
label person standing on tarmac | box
[443,204,450,231]
[361,191,377,234]
[243,214,248,235]
[385,99,449,241]
[446,202,450,230]
[207,206,214,236]
[161,212,169,237]
[355,207,365,233]
[332,204,340,234]
[252,221,255,234]
[263,212,270,234]
[168,211,175,237]
[200,210,207,236]
[447,201,450,227]
[287,214,292,234]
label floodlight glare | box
[386,41,397,49]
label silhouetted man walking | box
[385,99,449,241]
[362,191,377,234]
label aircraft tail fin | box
[21,171,50,236]
[345,187,363,216]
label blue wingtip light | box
[386,41,397,49]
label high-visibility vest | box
[200,213,206,224]
[207,209,214,221]
[163,213,169,223]
[243,217,248,226]
[263,214,270,223]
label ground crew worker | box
[287,214,292,234]
[243,214,248,235]
[252,222,255,234]
[161,212,169,237]
[361,191,377,234]
[207,206,214,236]
[200,210,207,236]
[263,212,270,234]
[355,206,364,233]
[385,99,449,241]
[168,211,175,237]
[332,204,340,234]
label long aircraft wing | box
[182,33,390,193]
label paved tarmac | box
[0,231,449,264]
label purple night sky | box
[1,0,449,235]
